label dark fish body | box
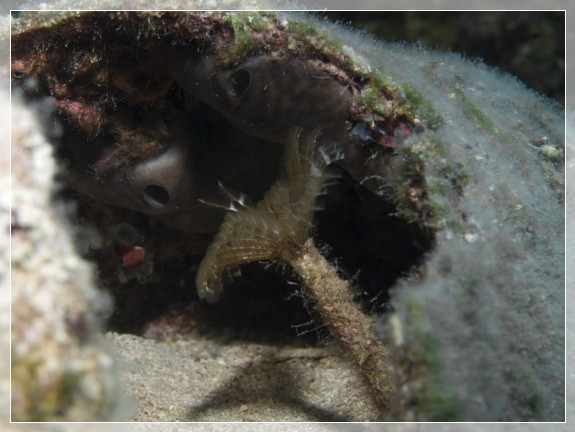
[169,49,351,144]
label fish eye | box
[226,69,251,97]
[144,183,170,208]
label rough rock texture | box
[364,41,565,421]
[10,94,124,421]
[4,4,568,426]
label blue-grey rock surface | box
[368,42,564,421]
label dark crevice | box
[57,145,435,343]
[39,79,436,343]
[14,12,436,343]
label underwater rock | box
[9,94,123,421]
[9,9,564,422]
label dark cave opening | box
[59,146,434,343]
[34,81,437,343]
[12,29,436,343]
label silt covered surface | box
[9,10,565,421]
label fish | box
[169,48,352,145]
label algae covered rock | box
[10,10,564,421]
[10,94,122,421]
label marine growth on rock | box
[10,10,565,422]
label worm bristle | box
[195,128,343,302]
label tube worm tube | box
[195,128,395,415]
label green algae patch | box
[506,360,546,418]
[454,84,500,135]
[223,12,278,64]
[401,81,443,128]
[453,84,513,144]
[540,161,565,203]
[391,137,468,231]
[361,86,395,117]
[363,67,443,128]
[401,300,461,421]
[288,17,318,38]
[12,348,119,422]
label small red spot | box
[122,246,145,267]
